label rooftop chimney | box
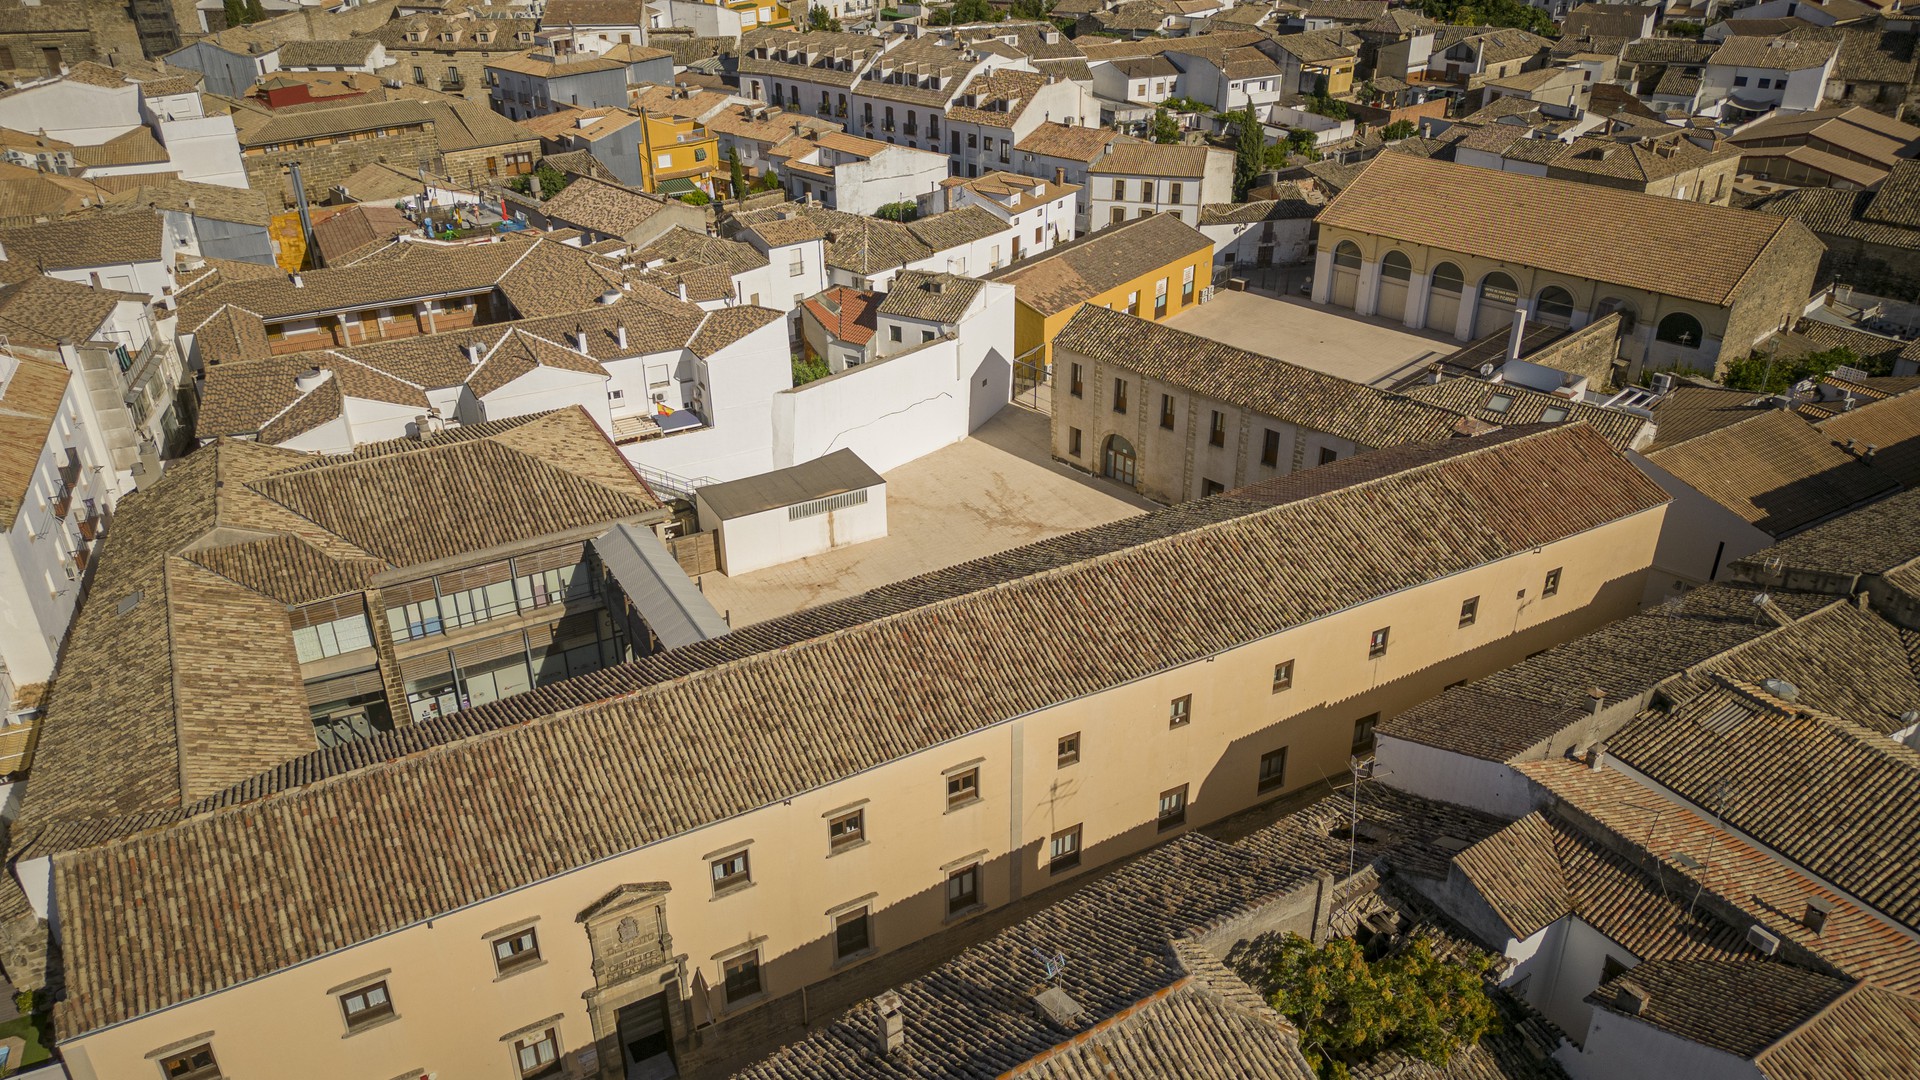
[291,273,304,288]
[1586,743,1609,771]
[464,342,482,364]
[573,326,589,352]
[677,282,689,302]
[1053,166,1065,185]
[1588,687,1606,716]
[874,991,905,1056]
[1506,304,1528,363]
[294,367,325,392]
[1613,982,1650,1016]
[1804,896,1835,934]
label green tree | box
[1252,934,1500,1080]
[1418,0,1553,35]
[1008,0,1051,17]
[931,0,1000,24]
[1149,106,1181,144]
[679,189,712,205]
[727,146,747,199]
[1286,127,1322,161]
[222,0,245,27]
[1231,107,1267,199]
[243,0,266,22]
[1720,344,1865,395]
[750,166,782,193]
[875,200,919,221]
[1381,119,1418,140]
[792,354,832,385]
[806,4,843,31]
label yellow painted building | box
[988,211,1214,381]
[636,111,720,197]
[726,0,791,28]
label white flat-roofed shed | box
[694,449,888,576]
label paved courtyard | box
[1169,289,1457,386]
[697,405,1156,627]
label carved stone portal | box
[578,883,685,1080]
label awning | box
[590,523,729,650]
[657,176,701,196]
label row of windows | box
[1107,178,1188,204]
[386,554,594,642]
[159,927,555,1080]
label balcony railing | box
[0,717,39,777]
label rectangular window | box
[1142,180,1155,202]
[1050,824,1083,872]
[1353,713,1379,755]
[1057,732,1080,766]
[1262,428,1281,467]
[1113,378,1128,414]
[1160,393,1176,429]
[339,980,394,1032]
[1273,659,1294,692]
[1459,596,1479,627]
[1368,626,1390,659]
[1209,410,1226,447]
[1182,264,1195,303]
[921,329,936,343]
[1169,693,1192,728]
[1110,207,1125,226]
[161,1046,221,1080]
[1127,290,1141,316]
[1158,785,1188,830]
[789,250,804,276]
[834,907,871,960]
[947,767,980,808]
[1111,178,1125,199]
[723,950,763,1004]
[514,1028,562,1079]
[1202,478,1225,496]
[492,926,541,975]
[1069,362,1084,397]
[1733,75,1749,87]
[946,863,980,914]
[890,325,902,342]
[1170,182,1184,204]
[829,809,865,851]
[1155,277,1169,318]
[710,850,751,893]
[1258,746,1288,794]
[1318,446,1338,466]
[1544,568,1562,597]
[1068,426,1082,457]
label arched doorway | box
[1330,241,1362,309]
[1427,262,1464,333]
[1657,311,1704,349]
[1475,271,1520,338]
[1535,285,1575,329]
[1377,251,1412,322]
[1103,434,1138,487]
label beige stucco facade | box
[58,503,1664,1080]
[1310,222,1822,379]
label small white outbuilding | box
[694,449,887,576]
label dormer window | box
[441,31,455,41]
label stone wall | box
[1530,311,1624,389]
[1720,222,1826,372]
[1815,235,1920,304]
[443,137,542,188]
[244,127,443,208]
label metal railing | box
[629,463,718,502]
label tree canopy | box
[1150,107,1182,144]
[1231,107,1267,199]
[1720,344,1872,395]
[1417,0,1554,36]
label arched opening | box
[1475,271,1520,337]
[1427,262,1464,333]
[1595,296,1637,333]
[1102,434,1138,487]
[1536,285,1575,328]
[1656,312,1704,347]
[1329,241,1363,309]
[1377,250,1413,321]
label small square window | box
[889,325,902,342]
[491,926,541,975]
[1544,567,1562,597]
[946,863,980,914]
[340,980,394,1032]
[834,906,871,959]
[1201,478,1225,496]
[1057,732,1080,766]
[513,1027,562,1079]
[829,809,865,851]
[1158,785,1188,831]
[1050,824,1083,872]
[161,1045,221,1080]
[1272,659,1294,692]
[722,950,763,1004]
[711,849,751,893]
[1540,406,1568,423]
[1369,627,1390,659]
[947,767,980,808]
[1319,446,1338,465]
[1169,694,1192,728]
[1258,747,1288,794]
[1485,392,1514,414]
[1353,712,1379,755]
[1459,596,1479,627]
[1068,427,1082,457]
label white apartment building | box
[767,131,950,215]
[1088,142,1234,229]
[0,62,246,188]
[919,170,1080,259]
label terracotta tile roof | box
[1607,679,1920,931]
[1648,384,1768,449]
[1401,377,1650,449]
[1523,758,1920,994]
[484,47,626,76]
[1318,154,1812,307]
[0,209,165,271]
[989,211,1210,314]
[801,285,878,345]
[1015,121,1141,163]
[1748,184,1920,252]
[0,276,122,350]
[310,204,414,266]
[1454,811,1756,959]
[1052,306,1472,448]
[739,27,884,89]
[1641,408,1897,534]
[945,67,1048,127]
[541,0,647,24]
[465,327,611,398]
[689,304,783,357]
[876,269,981,323]
[538,175,676,236]
[15,408,661,853]
[1709,32,1840,71]
[1590,959,1851,1059]
[99,177,273,227]
[44,425,1667,1035]
[1094,141,1225,178]
[1754,980,1920,1080]
[276,38,383,67]
[1730,483,1920,579]
[0,353,69,529]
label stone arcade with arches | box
[1311,154,1825,379]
